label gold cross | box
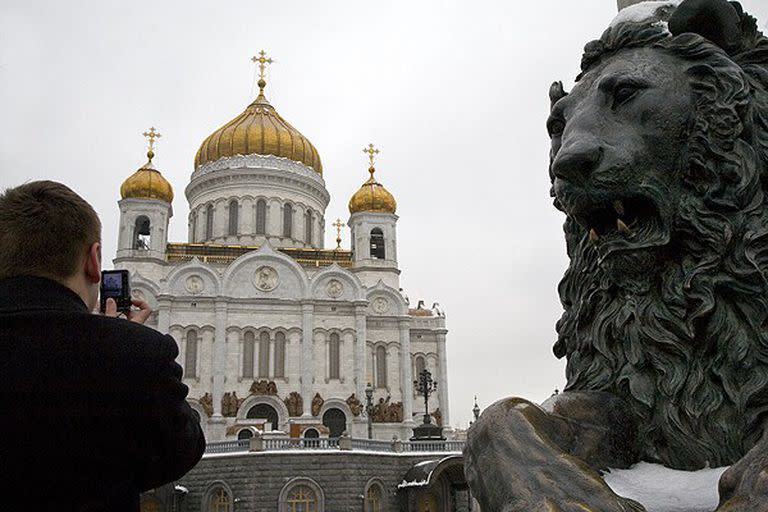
[142,127,161,161]
[251,50,273,81]
[333,218,344,249]
[363,143,379,170]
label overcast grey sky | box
[3,0,767,429]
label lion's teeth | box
[589,228,599,242]
[617,218,631,234]
[613,200,625,216]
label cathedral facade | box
[113,57,450,443]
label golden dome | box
[348,166,397,214]
[120,150,174,203]
[194,79,322,174]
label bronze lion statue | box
[465,1,768,510]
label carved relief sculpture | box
[432,408,442,427]
[284,392,304,417]
[249,379,278,396]
[221,391,243,417]
[253,265,279,292]
[311,393,324,417]
[184,275,204,294]
[371,396,403,423]
[346,393,363,416]
[326,279,344,298]
[464,1,768,511]
[199,393,213,417]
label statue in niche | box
[464,1,768,510]
[311,393,324,417]
[346,393,363,416]
[198,393,213,417]
[284,392,303,417]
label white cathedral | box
[113,54,450,443]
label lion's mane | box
[553,15,768,469]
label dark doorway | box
[246,403,279,430]
[322,408,347,438]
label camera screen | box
[102,273,123,297]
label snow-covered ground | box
[605,462,727,512]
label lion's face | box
[548,48,695,265]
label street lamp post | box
[365,382,374,440]
[414,368,437,425]
[410,369,445,441]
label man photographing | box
[0,180,205,510]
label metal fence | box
[204,437,465,455]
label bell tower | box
[347,144,400,289]
[115,127,173,263]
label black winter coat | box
[0,276,205,511]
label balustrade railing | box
[204,437,464,455]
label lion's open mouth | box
[574,194,668,256]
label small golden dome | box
[194,86,322,174]
[120,153,174,203]
[348,166,397,214]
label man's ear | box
[84,242,101,284]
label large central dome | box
[194,81,323,174]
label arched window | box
[207,487,231,512]
[329,333,340,380]
[278,479,325,512]
[256,199,267,235]
[370,228,385,259]
[304,209,313,244]
[243,331,255,378]
[185,331,198,378]
[258,331,270,378]
[283,485,320,512]
[247,403,279,430]
[205,204,214,240]
[376,345,387,388]
[303,428,319,439]
[274,331,286,378]
[283,203,294,238]
[365,483,383,512]
[133,216,151,250]
[415,355,426,394]
[237,428,254,440]
[228,199,238,236]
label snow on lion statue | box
[464,0,768,510]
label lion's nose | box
[551,142,602,183]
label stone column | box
[157,297,171,335]
[212,300,228,418]
[354,305,368,398]
[301,302,314,416]
[399,319,414,424]
[436,329,449,427]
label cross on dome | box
[251,50,274,98]
[363,143,380,176]
[142,127,161,161]
[333,218,344,249]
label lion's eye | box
[613,83,641,106]
[548,118,565,137]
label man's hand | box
[104,298,152,324]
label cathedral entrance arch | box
[247,403,278,431]
[322,408,347,438]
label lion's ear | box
[669,0,744,52]
[550,81,568,109]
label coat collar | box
[0,275,89,314]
